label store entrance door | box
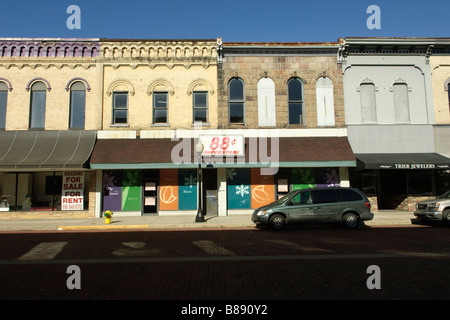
[379,170,407,209]
[203,168,218,216]
[142,170,159,215]
[143,178,158,214]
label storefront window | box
[103,170,142,212]
[0,171,90,211]
[349,170,377,197]
[436,170,450,196]
[407,170,433,196]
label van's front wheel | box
[269,214,286,230]
[342,213,360,229]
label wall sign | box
[62,171,84,210]
[380,163,449,169]
[200,135,244,156]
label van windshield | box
[275,190,299,204]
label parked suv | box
[414,190,450,224]
[251,187,374,230]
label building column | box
[95,169,102,218]
[217,168,227,216]
[339,167,350,187]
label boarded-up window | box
[360,83,377,123]
[316,77,335,127]
[393,83,410,123]
[257,77,276,127]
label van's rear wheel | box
[342,213,359,229]
[269,214,286,230]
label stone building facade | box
[217,42,345,129]
[213,41,355,215]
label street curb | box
[57,224,149,230]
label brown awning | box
[90,137,356,169]
[0,130,96,170]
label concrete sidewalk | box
[0,210,417,231]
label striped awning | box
[0,130,96,170]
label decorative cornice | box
[0,63,95,70]
[0,39,100,58]
[99,40,218,68]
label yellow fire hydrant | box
[103,210,113,224]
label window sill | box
[228,123,247,128]
[110,124,130,128]
[191,122,210,127]
[287,124,306,128]
[151,123,170,127]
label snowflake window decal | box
[235,184,250,197]
[184,175,197,189]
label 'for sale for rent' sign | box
[61,171,84,210]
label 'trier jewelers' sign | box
[379,163,449,169]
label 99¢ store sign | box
[62,171,84,210]
[200,135,244,156]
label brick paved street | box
[0,224,449,305]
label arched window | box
[0,82,8,129]
[287,77,304,125]
[228,77,245,124]
[69,82,86,129]
[29,82,47,129]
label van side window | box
[292,191,311,205]
[337,189,363,201]
[312,189,337,203]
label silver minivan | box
[251,187,374,230]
